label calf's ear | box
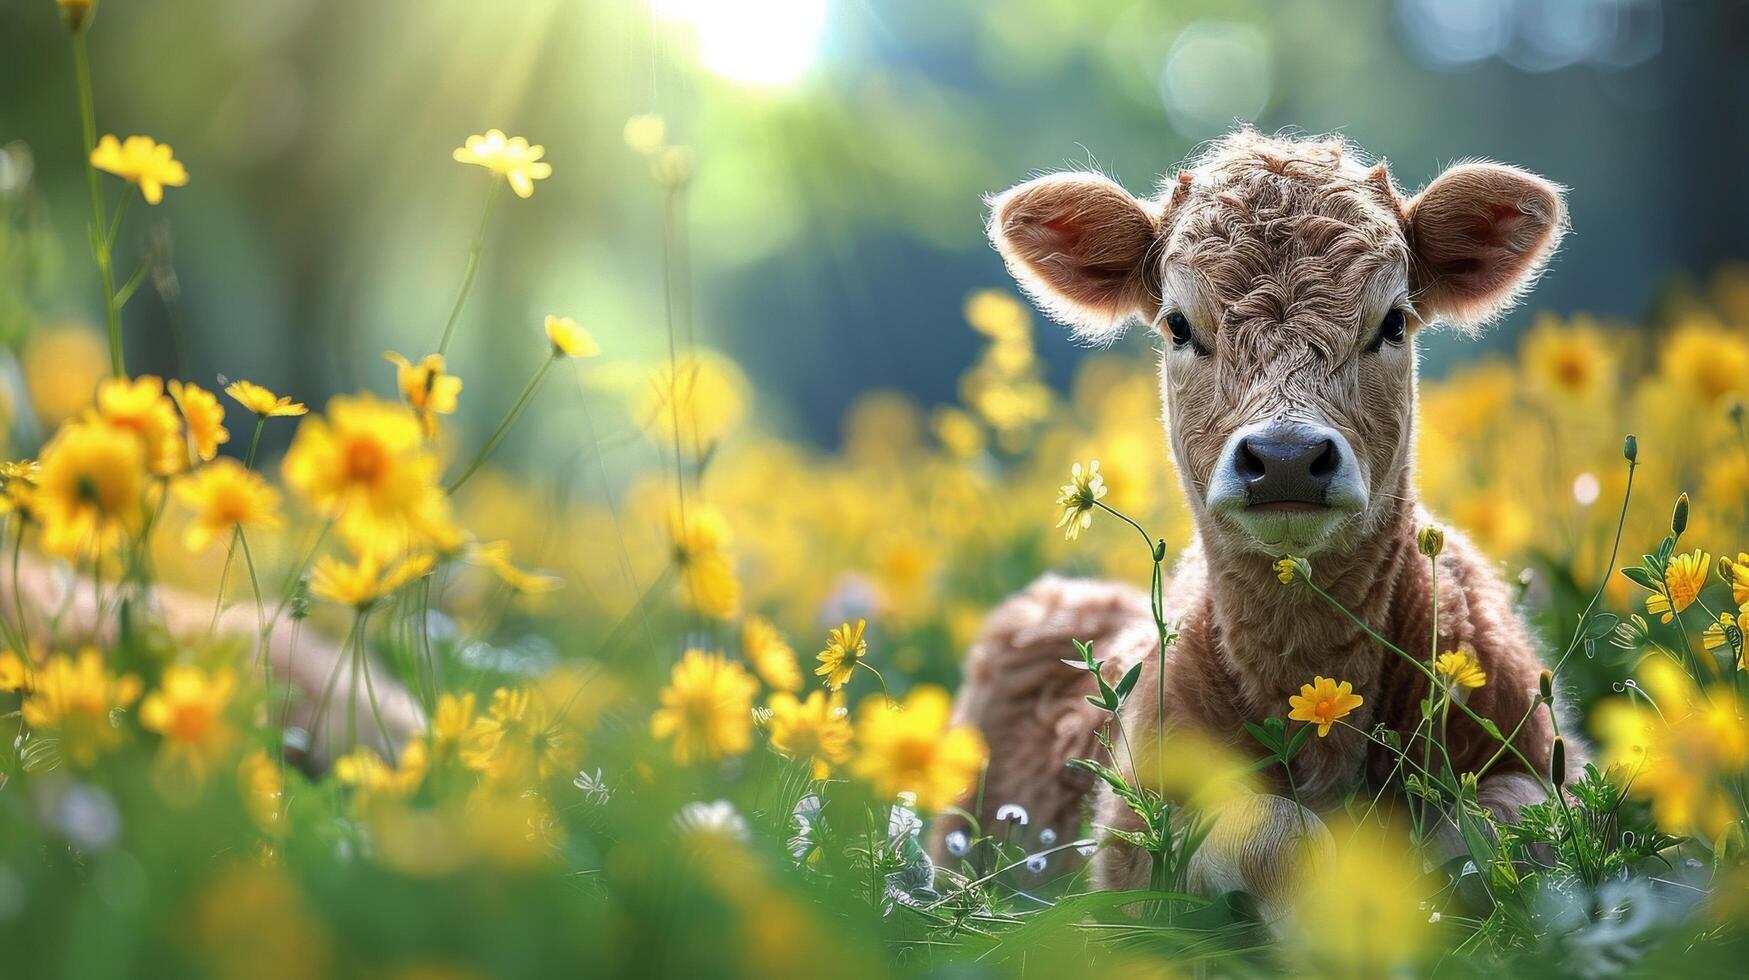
[1406,162,1567,331]
[987,173,1163,342]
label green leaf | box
[1284,721,1316,760]
[1114,661,1145,702]
[1243,721,1282,753]
[1478,718,1503,740]
[1581,612,1620,640]
[1619,565,1656,590]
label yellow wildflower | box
[851,686,987,813]
[1702,611,1739,657]
[475,541,562,595]
[33,419,147,559]
[743,616,802,692]
[0,460,41,523]
[1274,557,1299,584]
[237,748,284,834]
[21,649,143,766]
[93,375,184,474]
[1054,460,1106,540]
[173,458,283,552]
[649,650,757,764]
[384,351,462,438]
[623,114,667,156]
[544,315,599,358]
[225,380,307,418]
[335,739,429,799]
[89,134,188,205]
[1647,549,1711,623]
[1520,314,1615,408]
[632,352,747,454]
[0,649,30,692]
[1287,676,1364,738]
[1721,552,1749,609]
[309,551,434,609]
[459,686,581,785]
[281,394,456,556]
[166,380,229,462]
[815,618,868,692]
[139,665,237,777]
[766,690,853,779]
[1595,656,1749,840]
[429,691,478,761]
[452,129,552,198]
[1434,644,1488,692]
[667,504,741,620]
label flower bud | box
[1417,525,1445,559]
[1152,539,1167,563]
[1671,493,1689,537]
[1551,736,1567,787]
[1623,434,1637,463]
[1538,669,1553,702]
[57,0,95,34]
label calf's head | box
[989,130,1566,556]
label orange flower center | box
[343,436,388,486]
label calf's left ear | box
[1406,162,1567,331]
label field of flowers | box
[5,4,1749,978]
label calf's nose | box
[1232,424,1342,504]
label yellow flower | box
[1520,313,1615,407]
[310,551,434,609]
[474,541,562,595]
[1287,676,1364,737]
[623,114,667,156]
[544,315,599,358]
[930,405,985,459]
[0,650,30,692]
[1054,459,1106,540]
[167,380,229,462]
[963,289,1031,343]
[22,327,108,426]
[743,616,802,692]
[0,460,41,523]
[335,739,429,799]
[631,352,747,454]
[766,690,852,779]
[851,686,987,813]
[93,375,185,474]
[1287,822,1432,975]
[1434,644,1488,692]
[1595,657,1749,841]
[429,691,478,760]
[140,665,237,776]
[237,748,284,834]
[281,394,455,556]
[1721,552,1749,609]
[1647,549,1711,624]
[89,134,188,205]
[452,129,552,199]
[225,380,307,418]
[649,650,757,764]
[21,649,142,767]
[173,458,282,552]
[1273,557,1299,584]
[460,686,582,785]
[1702,612,1739,656]
[667,504,741,620]
[33,419,148,559]
[384,352,462,438]
[814,618,868,692]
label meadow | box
[5,3,1749,978]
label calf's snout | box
[1233,425,1342,504]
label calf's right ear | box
[986,173,1163,342]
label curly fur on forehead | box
[1162,130,1412,344]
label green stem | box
[446,355,554,494]
[10,522,29,646]
[238,529,267,671]
[435,180,501,357]
[243,416,266,469]
[1301,576,1548,783]
[72,33,122,377]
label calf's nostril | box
[1308,439,1338,481]
[1235,440,1267,481]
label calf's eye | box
[1367,308,1408,352]
[1163,310,1208,356]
